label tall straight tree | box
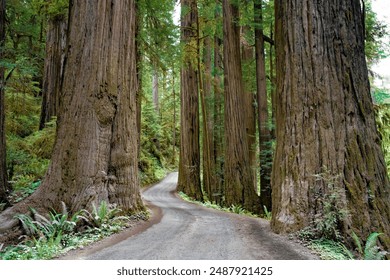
[272,0,390,249]
[177,0,202,200]
[39,14,67,129]
[0,0,143,233]
[0,0,9,204]
[254,0,272,211]
[223,0,259,213]
[201,36,216,199]
[241,25,257,191]
[213,7,224,203]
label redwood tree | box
[0,0,143,233]
[272,0,390,250]
[0,0,8,204]
[254,0,272,211]
[177,0,202,200]
[241,25,257,191]
[223,0,259,213]
[39,15,67,129]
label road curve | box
[77,172,317,260]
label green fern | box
[350,231,387,260]
[263,205,272,220]
[230,204,244,214]
[351,231,363,256]
[364,232,387,260]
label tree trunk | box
[201,35,216,200]
[0,0,144,235]
[135,0,142,157]
[177,0,202,201]
[254,0,272,211]
[171,65,177,165]
[223,0,259,213]
[0,0,9,205]
[152,63,159,113]
[213,28,224,204]
[269,22,276,139]
[272,0,390,250]
[39,16,67,130]
[241,25,257,192]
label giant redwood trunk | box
[0,0,9,204]
[0,0,143,234]
[272,0,390,250]
[254,0,272,211]
[241,26,257,192]
[223,0,259,213]
[39,15,67,130]
[177,0,202,200]
[213,25,224,204]
[201,36,216,200]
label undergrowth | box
[178,191,259,218]
[0,201,149,260]
[295,168,388,260]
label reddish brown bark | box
[223,0,260,213]
[254,0,272,211]
[0,1,144,236]
[0,0,9,204]
[39,16,67,129]
[177,0,202,200]
[272,0,390,250]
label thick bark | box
[269,22,276,138]
[254,0,272,211]
[39,16,67,130]
[213,32,224,204]
[135,0,142,158]
[223,0,259,213]
[171,66,177,165]
[201,35,216,200]
[241,26,257,191]
[272,0,390,250]
[0,0,9,204]
[177,0,202,200]
[0,0,144,235]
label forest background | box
[0,0,389,260]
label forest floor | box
[60,172,317,260]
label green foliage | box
[375,105,390,173]
[311,170,349,241]
[352,232,388,260]
[309,239,354,260]
[178,192,259,217]
[5,92,41,137]
[32,0,68,20]
[4,87,55,203]
[230,204,245,214]
[364,1,389,67]
[364,232,387,260]
[0,203,149,260]
[262,205,272,220]
[372,88,390,104]
[80,201,124,229]
[15,204,83,242]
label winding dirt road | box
[65,172,317,260]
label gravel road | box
[67,172,317,260]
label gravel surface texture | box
[63,172,318,260]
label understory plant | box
[0,201,149,260]
[351,231,388,260]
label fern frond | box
[351,231,363,255]
[364,232,385,260]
